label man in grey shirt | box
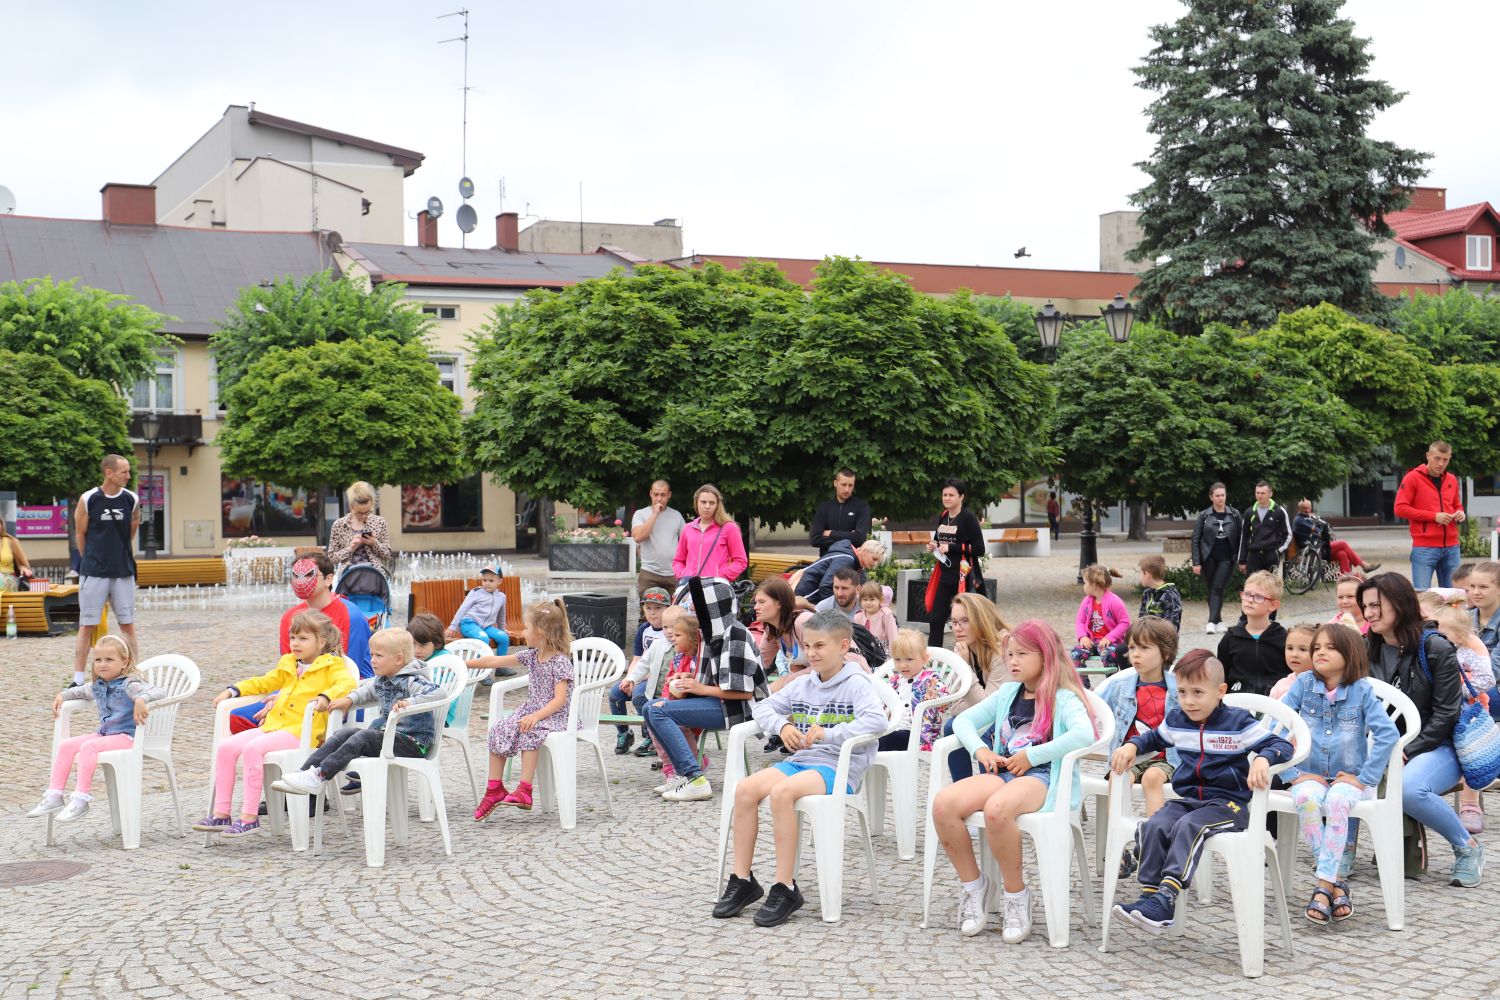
[814,567,863,621]
[630,479,685,598]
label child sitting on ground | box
[1099,619,1182,878]
[200,610,356,837]
[272,628,448,796]
[1136,555,1182,632]
[474,600,575,816]
[1216,570,1288,696]
[1269,623,1317,700]
[713,611,888,927]
[29,636,167,823]
[853,581,898,653]
[878,628,951,752]
[1110,652,1292,932]
[445,565,511,654]
[1072,564,1130,673]
[609,586,670,756]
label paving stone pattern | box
[0,532,1494,998]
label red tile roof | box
[1387,203,1498,241]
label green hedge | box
[1163,559,1247,602]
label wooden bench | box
[984,526,1050,558]
[1,586,81,636]
[889,530,929,546]
[135,557,228,588]
[408,576,525,646]
[746,554,809,584]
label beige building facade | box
[518,218,682,260]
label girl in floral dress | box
[474,600,574,817]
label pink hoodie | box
[1075,590,1131,645]
[671,518,748,581]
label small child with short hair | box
[446,565,510,653]
[1433,603,1497,835]
[1269,623,1317,701]
[1100,618,1181,878]
[1072,564,1130,672]
[407,612,466,727]
[610,587,671,756]
[1216,570,1288,696]
[1136,555,1182,632]
[1110,653,1292,932]
[272,628,449,797]
[878,628,951,752]
[853,581,898,651]
[1330,574,1366,634]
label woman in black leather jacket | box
[1357,574,1484,886]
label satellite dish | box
[322,230,344,253]
[1394,245,1407,269]
[458,177,475,200]
[426,196,444,219]
[455,203,477,234]
[0,185,15,215]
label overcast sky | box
[3,1,1494,271]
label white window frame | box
[207,351,224,415]
[132,347,182,413]
[421,304,459,320]
[431,353,464,399]
[1467,234,1493,271]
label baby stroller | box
[334,564,392,631]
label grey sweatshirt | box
[751,660,887,792]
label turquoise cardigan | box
[952,682,1096,812]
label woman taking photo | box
[927,479,987,646]
[1357,573,1484,886]
[326,481,392,575]
[1191,482,1242,634]
[672,484,748,585]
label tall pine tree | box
[1128,0,1427,333]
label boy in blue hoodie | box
[713,610,887,927]
[1108,651,1292,932]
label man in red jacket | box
[1393,440,1467,588]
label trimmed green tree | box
[0,349,131,500]
[0,276,173,390]
[974,294,1051,365]
[1437,363,1500,478]
[1392,289,1500,366]
[1128,0,1428,333]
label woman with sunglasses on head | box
[1357,573,1483,887]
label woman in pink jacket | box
[1070,563,1130,673]
[672,484,748,584]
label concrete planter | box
[548,543,631,574]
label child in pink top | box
[853,581,898,652]
[1071,564,1130,671]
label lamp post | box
[139,411,162,560]
[1034,294,1136,583]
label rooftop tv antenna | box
[439,8,473,246]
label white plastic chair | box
[1080,668,1163,875]
[919,690,1114,947]
[438,638,494,806]
[47,655,201,850]
[1098,693,1311,978]
[486,638,627,830]
[864,648,972,859]
[329,661,468,867]
[714,673,907,923]
[1267,677,1418,930]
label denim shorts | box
[773,760,853,795]
[998,764,1051,786]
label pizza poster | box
[401,485,444,529]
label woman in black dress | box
[927,478,987,646]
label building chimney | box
[1406,186,1447,214]
[496,211,519,252]
[417,210,438,248]
[100,183,157,226]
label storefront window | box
[401,475,483,532]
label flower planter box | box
[548,543,632,574]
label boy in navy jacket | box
[1108,651,1292,931]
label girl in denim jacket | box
[1280,624,1399,924]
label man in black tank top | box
[71,454,141,685]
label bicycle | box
[1283,519,1340,596]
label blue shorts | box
[998,764,1051,787]
[773,761,853,795]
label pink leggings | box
[214,727,299,817]
[50,733,134,795]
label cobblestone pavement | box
[1,531,1495,999]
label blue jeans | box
[640,696,726,781]
[608,679,649,733]
[943,717,997,783]
[1402,742,1471,850]
[1410,544,1462,590]
[458,618,510,653]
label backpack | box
[850,621,889,665]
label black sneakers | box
[712,873,765,918]
[634,737,657,757]
[614,731,635,755]
[752,881,804,927]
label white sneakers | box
[55,795,91,823]
[653,775,686,796]
[664,776,713,801]
[271,768,325,796]
[1001,888,1033,944]
[1204,622,1227,634]
[26,791,66,818]
[959,875,991,936]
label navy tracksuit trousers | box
[1136,797,1248,893]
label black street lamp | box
[139,411,162,560]
[1035,293,1136,582]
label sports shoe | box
[271,768,324,796]
[1205,623,1218,635]
[713,873,765,918]
[1362,562,1381,573]
[26,791,66,818]
[499,782,533,810]
[474,783,507,821]
[55,796,90,823]
[614,731,635,755]
[752,881,804,927]
[1118,890,1176,933]
[340,774,362,796]
[1000,888,1032,943]
[220,819,263,838]
[191,815,232,833]
[1451,839,1485,888]
[634,736,657,757]
[654,775,687,796]
[959,875,990,936]
[664,775,712,801]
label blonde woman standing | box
[327,481,391,574]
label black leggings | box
[1202,558,1234,625]
[928,579,961,646]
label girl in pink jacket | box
[671,484,748,583]
[1071,564,1130,672]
